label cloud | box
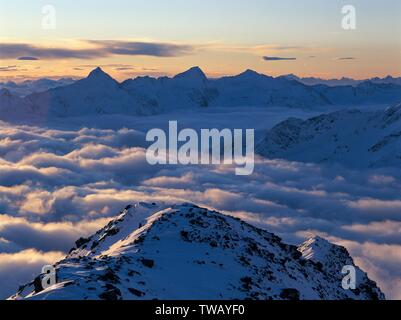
[0,116,400,299]
[0,214,111,252]
[0,66,20,72]
[335,57,356,60]
[74,64,138,71]
[0,41,194,60]
[0,249,64,299]
[263,56,297,61]
[0,43,101,60]
[210,43,321,56]
[330,238,401,299]
[17,57,40,61]
[114,67,135,71]
[86,40,194,57]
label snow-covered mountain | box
[0,68,160,119]
[9,203,384,300]
[121,66,219,110]
[122,69,400,109]
[0,78,75,97]
[313,81,401,106]
[256,103,401,168]
[281,74,360,87]
[1,67,401,120]
[210,70,332,108]
[282,74,401,87]
[21,68,160,117]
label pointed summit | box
[281,73,299,80]
[173,66,207,81]
[78,67,118,90]
[86,67,116,82]
[237,69,268,80]
[240,69,259,76]
[298,235,351,265]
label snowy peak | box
[85,67,117,84]
[256,107,401,168]
[2,66,401,120]
[284,74,401,87]
[68,201,163,258]
[298,236,384,300]
[172,66,208,86]
[281,73,299,81]
[238,69,264,79]
[10,203,384,300]
[0,78,76,97]
[174,66,207,80]
[298,236,352,266]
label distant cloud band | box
[17,56,40,61]
[0,41,194,60]
[336,57,356,60]
[263,56,297,61]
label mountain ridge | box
[256,103,401,168]
[1,67,401,121]
[9,202,384,300]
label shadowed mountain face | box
[0,78,75,97]
[281,74,401,87]
[256,103,401,168]
[1,67,401,121]
[10,203,384,300]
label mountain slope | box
[9,203,384,300]
[121,66,218,110]
[211,70,332,108]
[282,74,401,87]
[256,103,401,168]
[314,81,401,106]
[2,67,401,120]
[20,67,160,117]
[122,68,401,110]
[0,68,160,119]
[0,78,75,97]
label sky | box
[0,0,401,81]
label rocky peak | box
[85,67,117,84]
[9,203,385,300]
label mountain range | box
[256,103,401,168]
[1,67,401,120]
[9,202,384,300]
[0,78,75,97]
[282,74,401,87]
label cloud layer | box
[263,56,297,61]
[0,118,400,299]
[0,41,194,60]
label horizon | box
[2,65,401,84]
[1,0,401,81]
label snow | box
[281,74,401,87]
[9,203,384,300]
[0,78,75,97]
[1,67,400,300]
[256,103,401,168]
[2,67,401,122]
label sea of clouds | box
[0,108,400,299]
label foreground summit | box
[10,203,384,300]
